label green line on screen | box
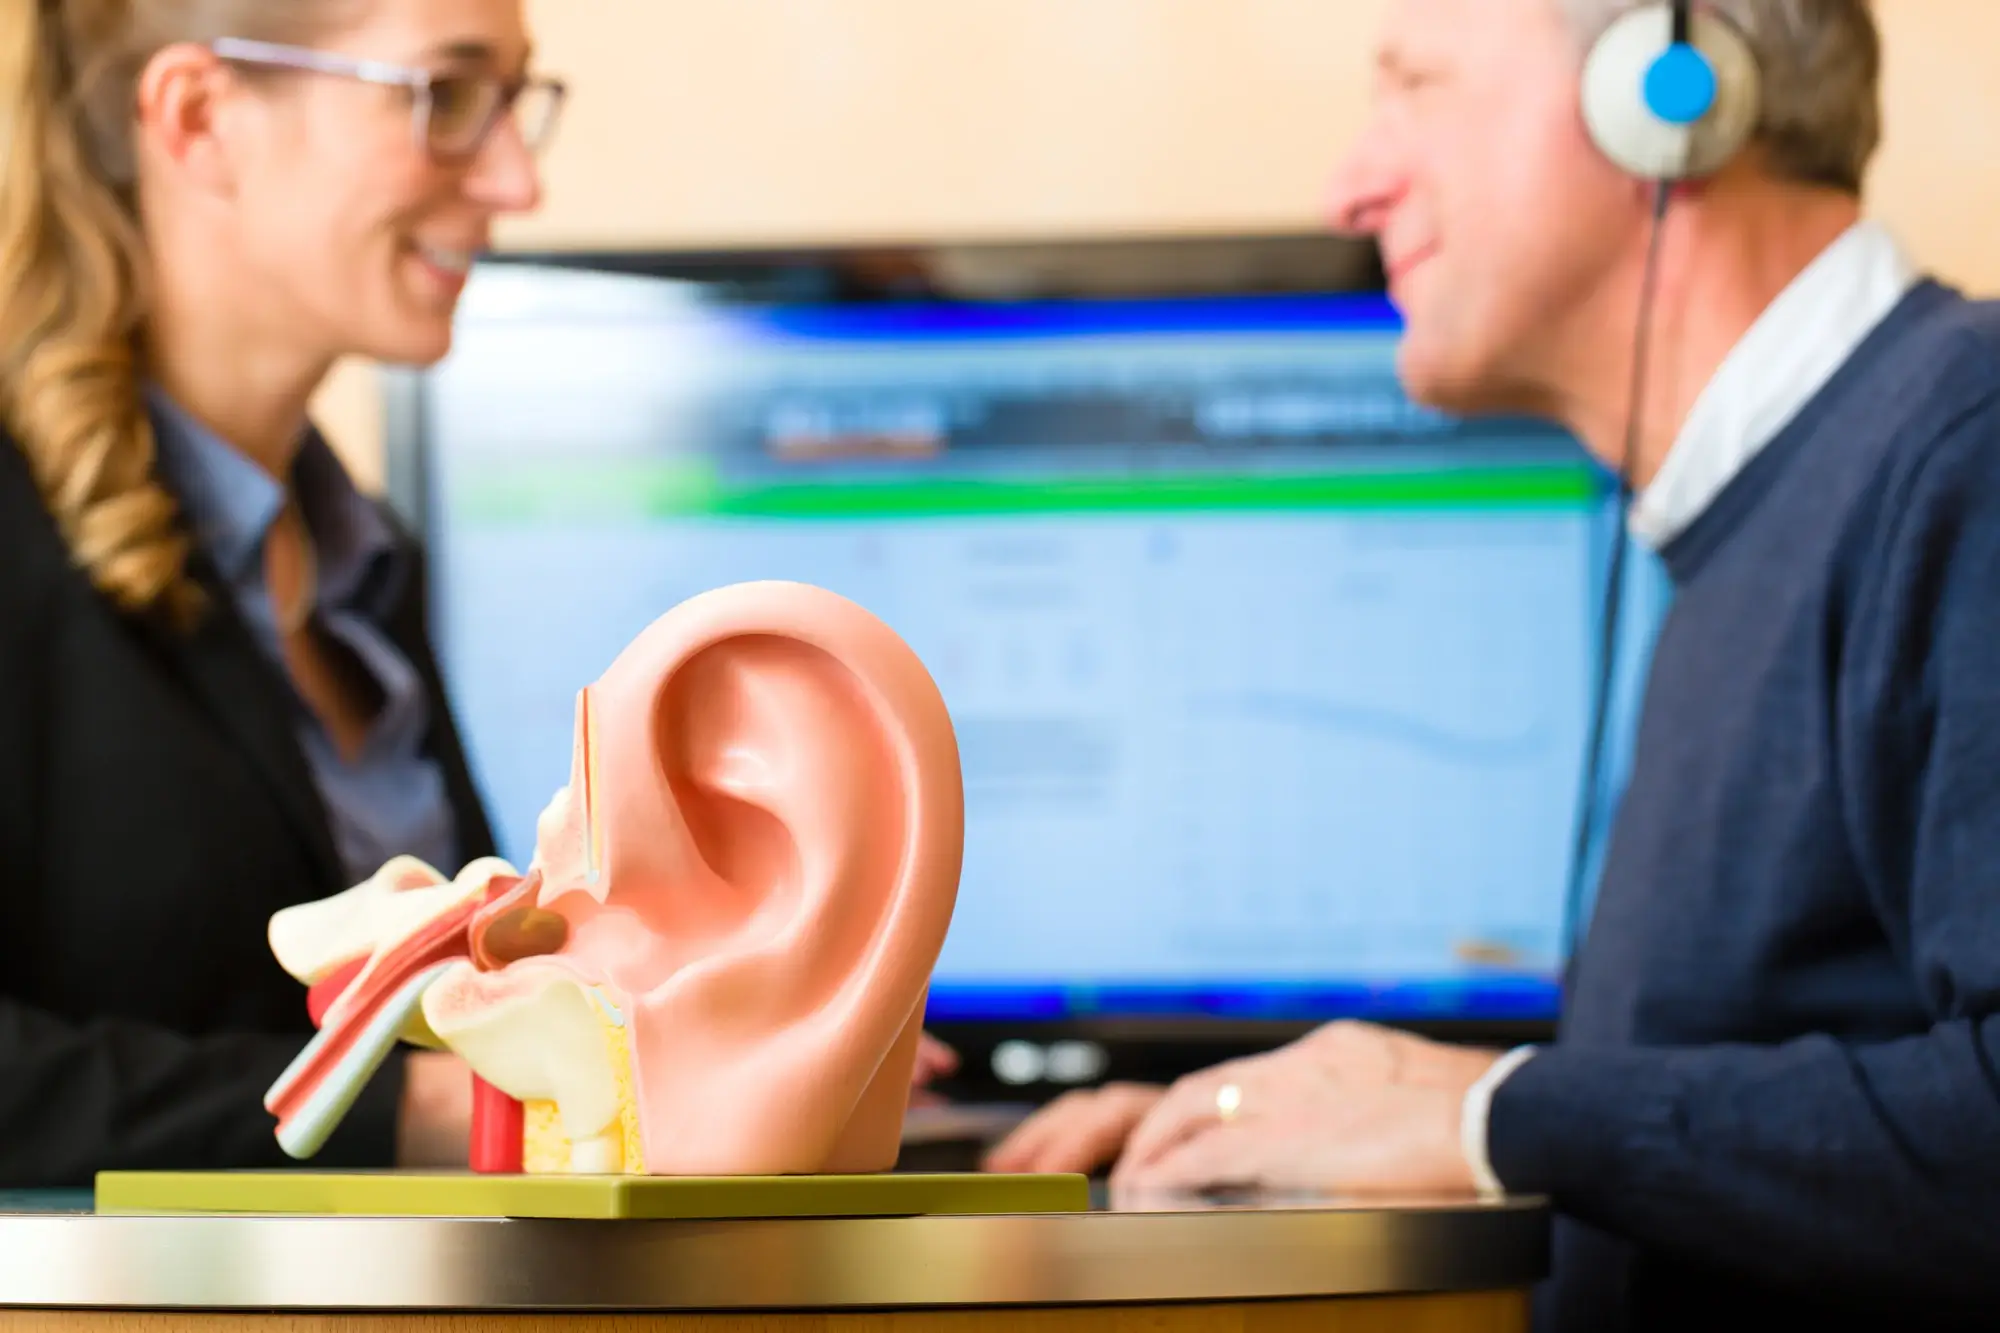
[455,462,1599,521]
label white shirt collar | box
[1628,219,1920,549]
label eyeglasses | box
[209,36,566,161]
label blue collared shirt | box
[147,385,461,886]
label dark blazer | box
[0,430,496,1187]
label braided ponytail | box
[0,0,193,621]
[0,0,361,624]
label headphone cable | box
[1558,178,1672,965]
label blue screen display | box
[414,265,1669,1027]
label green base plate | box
[93,1169,1089,1220]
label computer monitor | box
[385,235,1651,1081]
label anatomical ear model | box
[265,581,965,1175]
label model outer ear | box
[516,580,962,1174]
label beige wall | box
[316,0,2000,487]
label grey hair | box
[1559,0,1882,194]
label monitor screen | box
[402,252,1638,1032]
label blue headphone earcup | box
[1581,4,1760,180]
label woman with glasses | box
[0,0,563,1185]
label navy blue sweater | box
[1488,279,2000,1332]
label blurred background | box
[307,0,2000,1123]
[316,0,2000,472]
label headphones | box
[1582,0,1761,182]
[1558,2,1762,961]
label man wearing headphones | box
[986,1,2000,1327]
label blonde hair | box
[0,1,352,623]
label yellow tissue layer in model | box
[522,988,642,1174]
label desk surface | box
[0,1189,1547,1313]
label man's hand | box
[982,1083,1166,1175]
[1108,1022,1502,1196]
